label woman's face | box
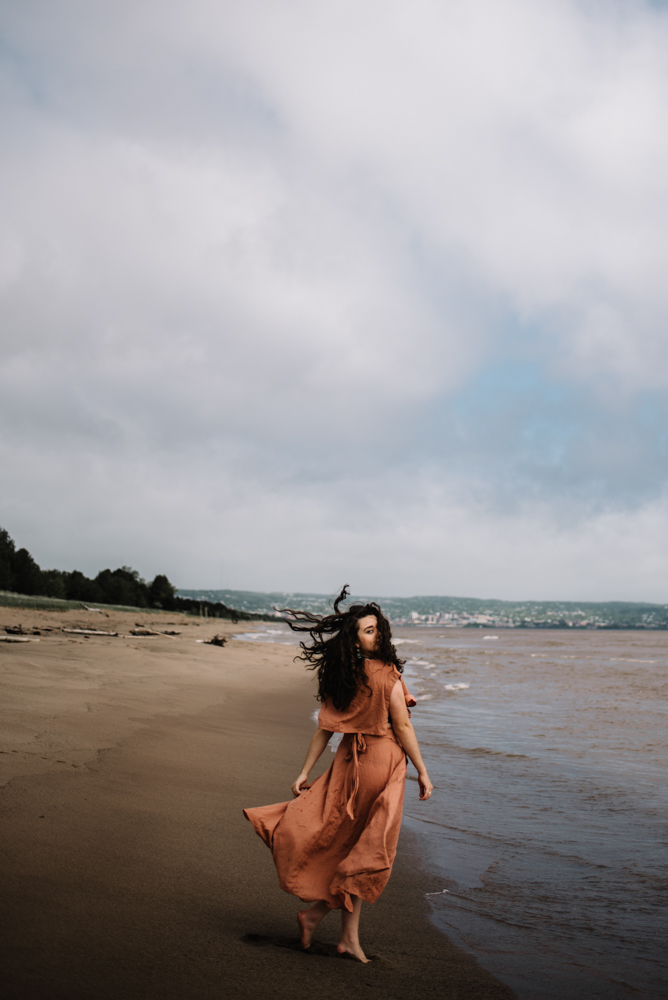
[356,615,379,654]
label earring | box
[355,646,363,664]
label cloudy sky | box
[2,0,668,601]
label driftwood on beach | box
[130,626,181,638]
[0,625,42,642]
[62,628,119,637]
[61,627,183,639]
[205,634,227,646]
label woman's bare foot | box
[338,893,368,961]
[297,901,329,949]
[337,941,370,963]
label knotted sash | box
[342,730,403,820]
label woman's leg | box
[337,894,369,963]
[297,900,330,949]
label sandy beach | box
[0,605,515,1000]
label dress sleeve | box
[318,702,335,730]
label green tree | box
[11,547,45,596]
[41,569,67,599]
[65,570,104,603]
[149,574,176,610]
[94,567,149,607]
[0,528,16,591]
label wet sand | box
[0,606,515,1000]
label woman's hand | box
[291,729,333,798]
[418,770,433,801]
[291,772,309,798]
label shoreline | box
[0,605,515,999]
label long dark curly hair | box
[279,585,404,711]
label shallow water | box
[397,628,668,1000]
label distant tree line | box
[0,527,262,621]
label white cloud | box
[213,0,668,386]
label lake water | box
[237,624,667,999]
[396,627,667,1000]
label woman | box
[244,586,433,963]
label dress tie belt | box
[342,730,401,820]
[344,733,367,820]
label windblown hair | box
[279,585,404,712]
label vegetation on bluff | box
[0,527,262,621]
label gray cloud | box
[1,0,668,600]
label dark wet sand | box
[0,607,515,999]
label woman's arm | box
[389,680,433,800]
[291,728,333,797]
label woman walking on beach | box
[244,586,433,963]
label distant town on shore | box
[178,589,668,630]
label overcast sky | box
[2,0,668,601]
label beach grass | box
[0,590,164,614]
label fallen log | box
[62,628,119,637]
[0,636,38,642]
[130,627,178,638]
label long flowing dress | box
[243,659,416,913]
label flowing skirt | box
[244,732,407,912]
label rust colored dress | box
[244,660,416,913]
